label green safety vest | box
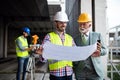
[48,32,73,70]
[15,36,29,57]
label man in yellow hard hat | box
[73,13,107,80]
[36,11,75,80]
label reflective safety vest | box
[48,32,73,70]
[15,36,29,57]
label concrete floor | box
[0,57,111,80]
[0,57,76,80]
[0,73,49,80]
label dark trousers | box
[50,74,72,80]
[75,70,103,80]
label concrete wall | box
[66,0,80,37]
[81,0,92,15]
[0,18,4,58]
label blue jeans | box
[16,57,29,80]
[50,74,72,80]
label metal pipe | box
[91,0,95,31]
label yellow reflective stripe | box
[49,32,63,45]
[48,32,73,70]
[16,51,29,57]
[64,34,73,46]
[15,36,29,57]
[49,32,73,46]
[49,61,73,70]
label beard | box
[56,26,66,32]
[79,27,89,34]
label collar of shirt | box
[55,30,65,36]
[21,35,27,41]
[82,31,89,40]
[55,30,65,43]
[85,31,89,37]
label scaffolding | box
[108,25,120,80]
[108,47,120,80]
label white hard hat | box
[54,11,69,22]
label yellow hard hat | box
[77,13,92,22]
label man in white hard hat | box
[36,11,75,80]
[73,13,107,80]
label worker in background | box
[36,11,75,80]
[73,13,107,80]
[15,27,34,80]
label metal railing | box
[108,47,120,80]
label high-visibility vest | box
[15,36,29,57]
[48,32,73,70]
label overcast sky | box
[107,0,120,28]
